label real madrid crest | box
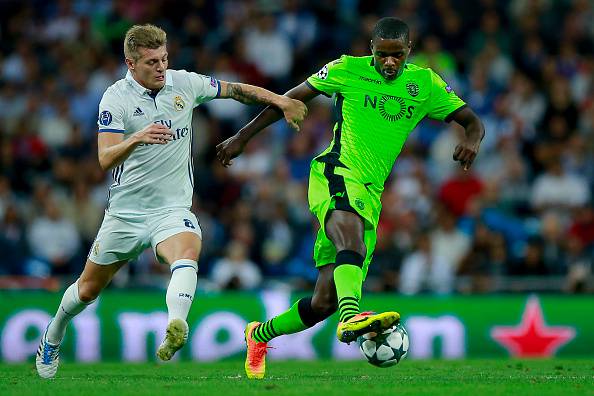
[406,81,419,97]
[174,95,185,111]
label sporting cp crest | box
[406,82,419,97]
[174,95,185,111]
[355,198,365,210]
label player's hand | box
[216,134,246,167]
[134,124,174,145]
[279,98,308,131]
[453,137,481,171]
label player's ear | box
[125,58,135,70]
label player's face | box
[127,46,168,90]
[371,38,411,81]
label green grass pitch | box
[2,360,592,396]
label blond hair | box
[124,24,167,62]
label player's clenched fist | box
[133,123,174,145]
[279,97,308,131]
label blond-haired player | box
[36,24,306,379]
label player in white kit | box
[36,24,307,378]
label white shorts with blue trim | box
[88,209,202,265]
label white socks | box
[45,260,197,344]
[166,259,198,322]
[46,280,93,344]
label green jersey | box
[306,55,465,189]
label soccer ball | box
[357,323,409,367]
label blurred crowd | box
[0,0,593,294]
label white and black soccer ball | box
[357,323,409,368]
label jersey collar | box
[125,70,173,96]
[368,58,408,84]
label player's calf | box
[300,296,337,326]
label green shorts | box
[307,159,382,280]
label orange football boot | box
[244,321,268,379]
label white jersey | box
[97,69,220,215]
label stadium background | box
[0,0,593,363]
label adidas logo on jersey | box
[133,107,144,116]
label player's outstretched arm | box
[450,107,485,171]
[98,124,173,170]
[216,82,319,167]
[218,81,308,131]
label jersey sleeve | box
[306,56,348,97]
[425,69,466,122]
[97,89,125,133]
[188,72,220,107]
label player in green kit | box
[216,17,484,379]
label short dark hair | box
[372,17,409,42]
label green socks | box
[334,264,363,322]
[334,250,365,323]
[251,250,365,342]
[252,299,308,343]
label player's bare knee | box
[327,230,367,257]
[341,242,366,257]
[77,280,101,302]
[177,247,200,261]
[326,210,366,252]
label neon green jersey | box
[306,55,466,189]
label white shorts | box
[88,209,202,265]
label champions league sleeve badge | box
[99,110,112,126]
[316,65,329,80]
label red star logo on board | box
[490,296,576,357]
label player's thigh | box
[325,209,366,253]
[309,161,372,250]
[361,226,377,281]
[78,258,127,301]
[313,224,376,280]
[311,201,365,265]
[88,212,149,265]
[312,219,336,268]
[152,210,203,264]
[309,162,338,266]
[155,232,202,264]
